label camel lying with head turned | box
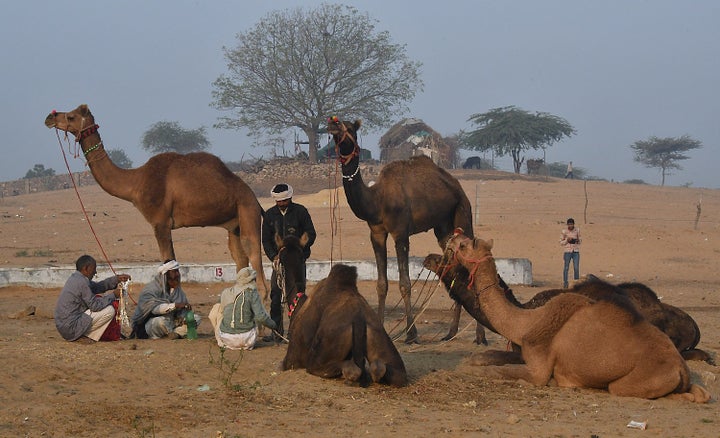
[444,233,710,402]
[327,117,473,344]
[281,261,407,387]
[424,253,713,364]
[44,104,269,295]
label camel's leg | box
[227,232,250,269]
[394,235,418,344]
[370,230,389,325]
[368,360,387,383]
[681,349,715,365]
[306,329,353,378]
[474,321,488,345]
[152,222,175,262]
[340,360,364,385]
[606,360,692,400]
[663,384,711,403]
[471,363,552,386]
[234,211,271,300]
[442,303,462,341]
[441,304,486,344]
[469,349,524,366]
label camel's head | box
[44,104,96,138]
[444,229,494,265]
[326,116,361,161]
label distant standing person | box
[261,183,317,342]
[560,218,581,288]
[54,255,131,344]
[565,161,574,179]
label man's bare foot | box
[75,336,95,344]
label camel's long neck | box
[341,157,380,222]
[470,260,527,345]
[78,131,135,201]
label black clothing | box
[261,201,316,336]
[262,203,316,260]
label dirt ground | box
[1,169,719,437]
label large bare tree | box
[211,4,423,162]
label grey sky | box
[2,1,718,188]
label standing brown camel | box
[327,117,473,343]
[445,231,710,402]
[44,104,269,295]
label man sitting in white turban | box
[209,266,277,350]
[130,260,198,339]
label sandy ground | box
[1,169,719,437]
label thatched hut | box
[379,118,455,168]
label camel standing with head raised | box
[45,104,269,295]
[327,118,473,343]
[445,232,710,402]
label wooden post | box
[475,183,480,226]
[583,180,588,224]
[694,195,702,230]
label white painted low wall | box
[0,257,532,288]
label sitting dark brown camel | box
[445,233,710,402]
[424,253,713,364]
[281,264,408,387]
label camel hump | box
[327,264,358,289]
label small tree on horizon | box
[24,164,55,179]
[460,106,576,173]
[107,149,133,169]
[141,121,210,155]
[630,135,702,186]
[210,4,423,163]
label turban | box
[158,260,180,275]
[271,183,293,201]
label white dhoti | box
[84,305,116,341]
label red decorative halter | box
[448,229,496,291]
[328,117,360,165]
[288,292,305,317]
[76,123,100,141]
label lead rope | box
[118,280,132,334]
[54,126,137,306]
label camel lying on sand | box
[423,253,713,364]
[444,233,710,402]
[281,264,408,387]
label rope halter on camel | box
[328,116,361,180]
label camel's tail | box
[351,314,370,387]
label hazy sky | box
[2,1,718,188]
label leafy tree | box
[141,121,210,155]
[107,149,133,169]
[630,135,702,186]
[24,164,55,179]
[211,4,423,163]
[460,106,576,173]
